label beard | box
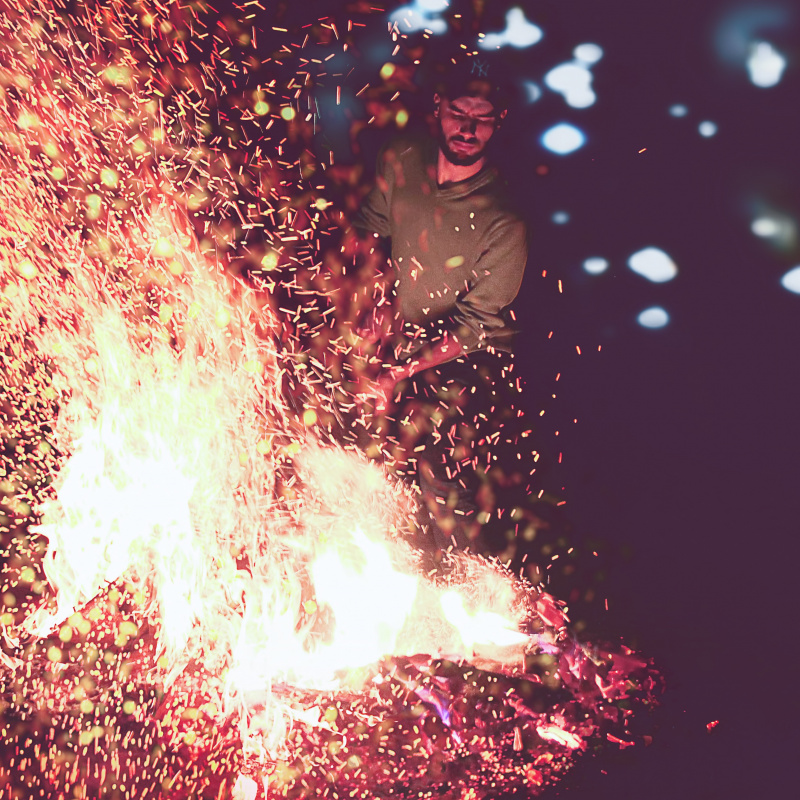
[438,131,487,167]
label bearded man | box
[353,56,529,555]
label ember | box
[0,3,659,798]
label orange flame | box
[2,194,533,758]
[0,5,538,765]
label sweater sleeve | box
[450,213,528,352]
[392,213,528,361]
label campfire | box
[0,3,659,798]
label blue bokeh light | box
[540,123,586,155]
[389,0,450,35]
[478,7,543,50]
[698,121,718,137]
[747,41,787,87]
[627,247,678,283]
[780,266,800,294]
[583,257,609,275]
[637,307,670,329]
[544,44,603,109]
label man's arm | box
[448,214,529,351]
[362,331,464,411]
[365,214,528,409]
[392,213,528,361]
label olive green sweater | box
[354,136,528,360]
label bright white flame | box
[669,104,688,117]
[583,257,609,275]
[628,247,678,283]
[541,123,586,155]
[637,307,670,329]
[574,43,603,65]
[309,526,421,671]
[698,121,718,137]
[439,591,527,650]
[479,7,542,50]
[389,0,449,34]
[752,216,780,237]
[232,773,266,800]
[780,266,800,294]
[747,41,787,87]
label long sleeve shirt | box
[354,136,528,361]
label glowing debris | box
[583,257,609,275]
[541,123,586,155]
[628,247,678,283]
[637,307,670,328]
[536,723,584,750]
[780,266,800,294]
[747,41,787,87]
[261,252,279,270]
[478,7,543,50]
[16,258,36,279]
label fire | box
[0,4,659,798]
[8,195,525,684]
[1,172,535,765]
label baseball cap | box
[433,53,515,113]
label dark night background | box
[485,1,799,798]
[324,0,799,797]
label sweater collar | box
[435,165,497,197]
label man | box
[352,56,529,555]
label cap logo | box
[471,59,489,78]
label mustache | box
[451,136,479,146]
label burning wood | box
[1,570,658,799]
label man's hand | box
[359,365,407,413]
[356,327,468,414]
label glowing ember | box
[0,3,659,798]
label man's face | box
[435,93,506,167]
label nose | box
[459,119,478,136]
